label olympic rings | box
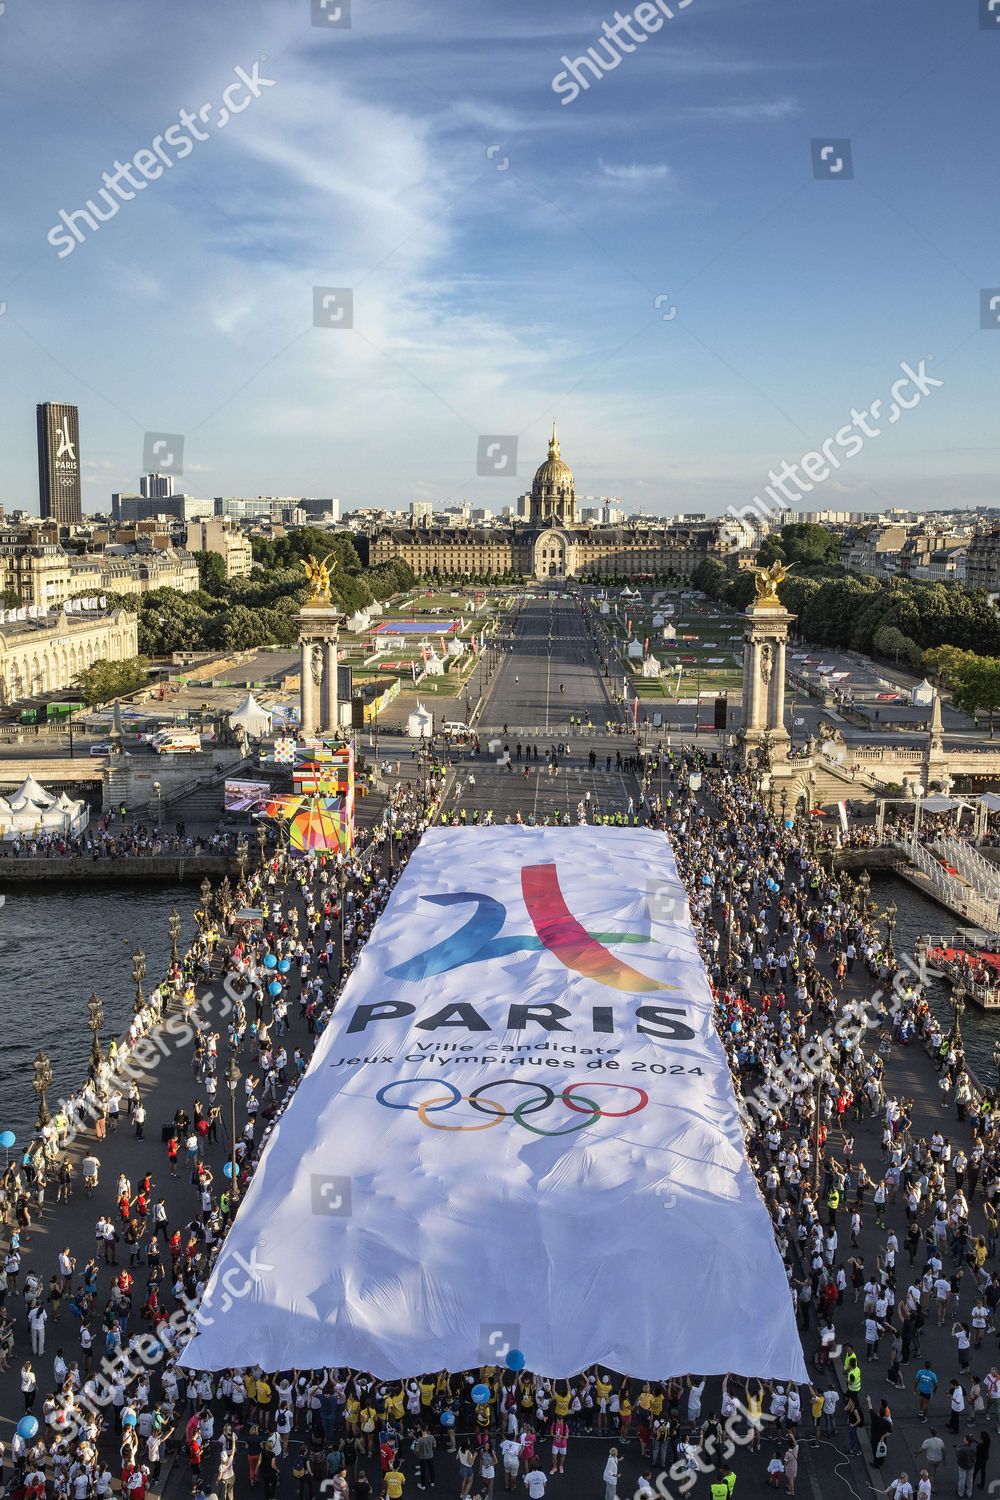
[374,1077,649,1135]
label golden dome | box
[532,423,575,494]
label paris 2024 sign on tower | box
[181,825,806,1381]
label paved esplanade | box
[2,598,994,1500]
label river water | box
[868,874,1000,1090]
[0,884,201,1140]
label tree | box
[757,523,842,570]
[873,625,922,670]
[194,550,229,595]
[73,656,150,707]
[923,645,974,686]
[953,656,1000,737]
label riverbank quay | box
[0,856,248,885]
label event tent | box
[229,694,272,739]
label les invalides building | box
[369,428,724,582]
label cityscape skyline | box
[0,0,996,518]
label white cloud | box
[595,161,675,187]
[689,98,800,124]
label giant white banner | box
[182,826,806,1380]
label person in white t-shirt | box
[523,1466,547,1499]
[602,1447,619,1500]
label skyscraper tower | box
[36,402,82,525]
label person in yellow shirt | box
[255,1376,272,1414]
[359,1404,378,1456]
[418,1377,436,1411]
[619,1392,633,1441]
[552,1383,571,1420]
[594,1372,612,1436]
[386,1387,405,1426]
[384,1461,405,1499]
[344,1392,360,1436]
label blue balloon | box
[123,1412,137,1427]
[147,1341,162,1359]
[278,958,292,974]
[268,980,282,996]
[223,1161,234,1179]
[701,873,713,885]
[0,1130,14,1149]
[471,1384,490,1405]
[730,1019,742,1034]
[440,1411,455,1428]
[17,1416,38,1440]
[263,954,278,969]
[505,1349,526,1372]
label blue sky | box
[0,0,996,516]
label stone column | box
[322,639,338,733]
[300,636,317,736]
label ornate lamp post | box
[858,869,871,918]
[951,980,967,1050]
[217,876,234,920]
[131,947,146,1015]
[87,992,104,1071]
[236,835,249,889]
[256,822,267,863]
[168,908,181,966]
[884,901,897,970]
[199,877,213,932]
[226,1054,241,1205]
[780,787,788,824]
[32,1048,53,1129]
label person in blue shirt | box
[913,1365,938,1422]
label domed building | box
[369,430,726,582]
[529,424,576,526]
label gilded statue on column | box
[751,559,792,609]
[301,552,338,605]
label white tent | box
[445,637,465,657]
[976,792,1000,812]
[347,611,371,633]
[641,655,662,678]
[599,602,610,615]
[627,639,643,660]
[911,679,935,706]
[663,625,677,641]
[423,650,445,677]
[8,773,55,812]
[0,778,88,839]
[407,703,433,739]
[651,613,665,628]
[229,694,272,739]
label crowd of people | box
[3,636,1000,1498]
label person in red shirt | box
[379,1438,396,1476]
[166,1136,179,1177]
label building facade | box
[0,531,75,607]
[37,403,82,526]
[0,608,138,704]
[370,430,721,581]
[186,520,254,579]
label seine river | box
[0,872,994,1142]
[0,883,201,1139]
